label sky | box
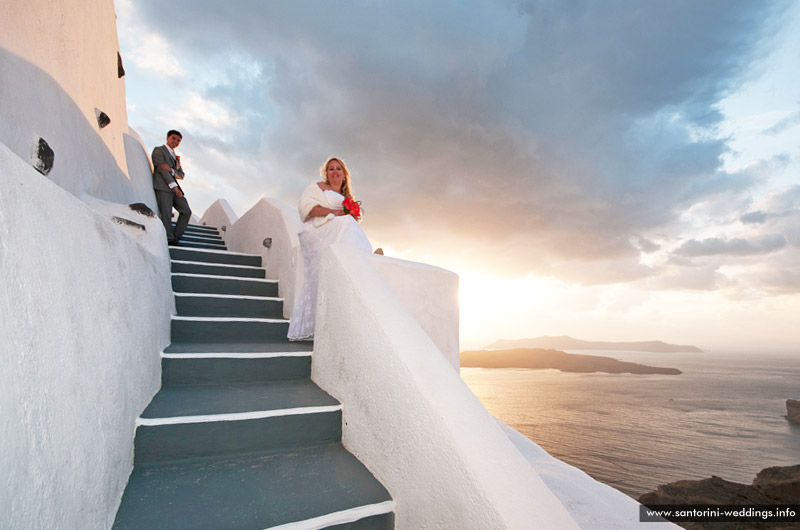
[115,0,800,351]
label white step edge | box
[180,233,224,240]
[172,316,289,323]
[180,241,226,247]
[161,352,312,359]
[137,405,342,426]
[171,259,263,271]
[171,246,259,258]
[172,272,278,283]
[262,500,395,530]
[173,292,283,302]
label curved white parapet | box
[312,243,581,530]
[199,199,239,243]
[224,198,304,317]
[500,423,680,530]
[371,255,460,370]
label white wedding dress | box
[287,189,373,341]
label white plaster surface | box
[312,244,581,530]
[122,127,159,214]
[0,0,134,202]
[225,198,304,317]
[501,422,680,529]
[371,255,460,369]
[0,142,171,529]
[199,199,239,243]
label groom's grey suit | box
[152,145,191,243]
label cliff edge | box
[639,464,800,529]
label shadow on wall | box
[0,48,153,206]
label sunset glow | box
[116,0,800,352]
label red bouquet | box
[342,197,362,221]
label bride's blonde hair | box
[320,157,353,199]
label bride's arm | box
[306,205,345,220]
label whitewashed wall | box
[372,257,460,369]
[0,0,135,203]
[199,199,239,245]
[312,244,580,530]
[0,1,175,527]
[0,142,171,530]
[501,423,679,530]
[225,198,304,318]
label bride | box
[287,157,373,341]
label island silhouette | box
[461,347,682,375]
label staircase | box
[172,223,228,250]
[113,223,394,529]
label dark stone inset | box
[129,202,156,218]
[33,137,55,175]
[117,51,125,78]
[96,109,111,129]
[112,216,146,231]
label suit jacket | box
[151,145,185,192]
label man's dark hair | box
[167,129,183,139]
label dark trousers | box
[155,189,191,242]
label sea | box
[461,348,800,499]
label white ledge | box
[171,259,264,271]
[171,316,288,323]
[262,501,395,530]
[173,293,283,301]
[161,352,312,359]
[137,405,342,426]
[171,272,278,283]
[170,246,260,258]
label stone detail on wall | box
[112,216,146,231]
[129,202,156,218]
[32,137,54,175]
[117,51,125,78]
[96,109,111,129]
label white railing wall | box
[0,142,171,530]
[224,198,304,318]
[311,244,581,530]
[371,256,460,370]
[199,199,239,245]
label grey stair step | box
[172,274,278,297]
[161,353,312,385]
[169,247,261,267]
[175,240,228,250]
[177,233,223,243]
[175,293,282,318]
[164,340,313,354]
[177,225,222,237]
[175,222,220,234]
[171,316,288,342]
[113,444,394,530]
[136,380,341,462]
[171,260,266,279]
[181,232,225,244]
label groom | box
[152,129,191,245]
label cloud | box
[740,210,768,224]
[674,234,787,257]
[763,110,800,135]
[119,0,794,293]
